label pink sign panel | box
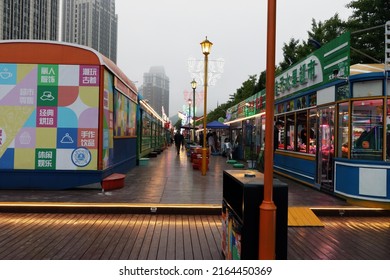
[36,107,57,127]
[79,66,99,86]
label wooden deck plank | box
[302,225,351,259]
[0,213,53,259]
[55,214,100,259]
[92,214,128,260]
[319,217,386,259]
[188,215,203,260]
[0,213,42,259]
[31,213,80,260]
[16,213,69,260]
[137,215,158,260]
[0,213,36,250]
[0,213,388,260]
[109,214,141,260]
[72,214,111,259]
[319,219,365,259]
[128,215,151,259]
[154,215,170,260]
[98,214,132,260]
[319,218,373,259]
[288,216,390,260]
[174,215,185,260]
[202,215,223,260]
[182,215,193,260]
[286,229,307,260]
[38,213,88,259]
[194,215,212,260]
[165,215,177,259]
[299,224,353,260]
[80,214,120,259]
[325,218,378,259]
[118,214,146,260]
[145,215,165,260]
[0,213,25,234]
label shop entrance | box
[316,106,335,192]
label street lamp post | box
[259,0,277,260]
[188,98,192,143]
[200,37,212,176]
[191,79,197,143]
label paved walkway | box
[0,145,351,209]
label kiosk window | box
[309,109,317,154]
[297,112,308,153]
[275,116,285,150]
[351,99,383,160]
[286,114,295,151]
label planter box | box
[139,158,149,166]
[101,173,125,191]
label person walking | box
[208,131,216,153]
[174,130,184,154]
[223,137,233,160]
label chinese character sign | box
[0,63,100,171]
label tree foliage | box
[346,0,390,63]
[206,75,258,122]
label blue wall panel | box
[335,163,359,195]
[275,154,315,184]
[112,137,137,173]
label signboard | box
[226,32,351,122]
[0,63,99,170]
[226,89,266,122]
[275,32,350,100]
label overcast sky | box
[115,0,353,118]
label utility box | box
[222,170,288,260]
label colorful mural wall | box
[102,69,114,170]
[113,90,137,137]
[0,63,100,171]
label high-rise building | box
[62,0,118,63]
[0,0,59,40]
[142,66,170,117]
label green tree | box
[206,103,231,123]
[307,15,347,48]
[254,70,266,93]
[278,38,308,71]
[278,14,347,71]
[233,75,258,101]
[206,75,258,122]
[346,0,390,64]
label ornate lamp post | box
[200,37,212,176]
[188,98,192,143]
[191,79,197,142]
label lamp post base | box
[259,200,277,259]
[201,148,208,175]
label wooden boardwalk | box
[0,212,388,260]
